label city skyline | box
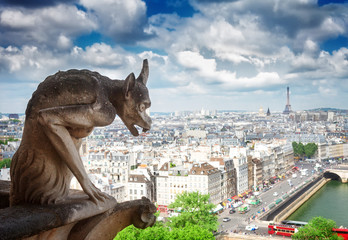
[1,0,348,113]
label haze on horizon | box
[0,0,348,114]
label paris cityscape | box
[1,0,348,239]
[1,90,348,238]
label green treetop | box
[292,142,318,159]
[114,191,217,240]
[292,217,343,240]
[168,191,218,233]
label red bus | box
[268,222,305,237]
[333,228,348,240]
[268,222,348,239]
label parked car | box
[232,201,243,208]
[245,225,258,231]
[229,209,236,214]
[273,192,278,197]
[223,217,231,222]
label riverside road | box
[217,162,321,237]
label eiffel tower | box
[283,86,292,114]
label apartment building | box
[156,162,221,206]
[128,174,152,201]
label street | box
[217,162,319,237]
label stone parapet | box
[0,181,156,240]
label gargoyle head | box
[119,59,152,136]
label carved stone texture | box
[68,197,156,240]
[0,186,156,240]
[9,60,152,206]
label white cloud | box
[80,0,149,42]
[0,4,96,48]
[0,9,37,28]
[72,43,125,67]
[57,35,72,50]
[1,0,348,113]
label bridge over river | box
[324,164,348,183]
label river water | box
[288,180,348,227]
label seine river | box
[288,180,348,227]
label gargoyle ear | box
[124,72,136,99]
[136,59,149,85]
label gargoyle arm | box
[38,103,116,204]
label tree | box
[168,224,214,240]
[292,217,343,240]
[168,191,218,233]
[115,192,218,240]
[304,143,318,159]
[0,138,19,145]
[293,142,317,159]
[114,225,142,240]
[297,142,305,158]
[0,158,11,168]
[292,142,299,157]
[114,224,214,240]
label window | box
[130,189,132,194]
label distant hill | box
[306,108,348,113]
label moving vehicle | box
[229,209,236,214]
[246,196,261,206]
[268,222,348,239]
[223,217,231,222]
[245,225,258,231]
[232,201,242,208]
[281,220,307,227]
[287,179,293,187]
[268,221,306,237]
[300,169,308,176]
[333,228,348,240]
[237,204,250,214]
[273,192,278,196]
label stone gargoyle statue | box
[1,59,156,240]
[10,59,151,206]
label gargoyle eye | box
[139,103,146,112]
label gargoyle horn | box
[137,59,149,85]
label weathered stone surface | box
[0,187,155,240]
[68,197,156,240]
[0,180,10,209]
[10,60,151,206]
[1,60,156,239]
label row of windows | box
[273,228,295,234]
[129,189,144,195]
[158,183,210,188]
[87,155,129,161]
[89,162,128,168]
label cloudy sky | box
[0,0,348,113]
